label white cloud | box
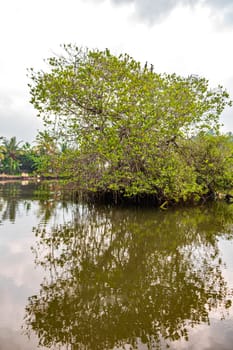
[95,0,233,26]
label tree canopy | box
[28,45,233,204]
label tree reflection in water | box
[0,183,30,223]
[24,203,233,350]
[0,182,72,224]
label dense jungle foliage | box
[1,45,233,204]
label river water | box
[0,181,233,350]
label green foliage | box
[180,134,233,193]
[0,137,40,175]
[0,136,22,174]
[28,45,232,203]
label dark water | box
[1,182,233,350]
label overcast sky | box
[1,0,233,142]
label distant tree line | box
[0,136,39,175]
[0,133,69,176]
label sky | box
[1,0,233,143]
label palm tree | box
[1,136,22,174]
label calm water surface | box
[0,182,233,350]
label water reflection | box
[0,182,71,224]
[0,182,76,350]
[24,203,233,350]
[0,183,22,223]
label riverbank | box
[0,175,233,207]
[0,173,37,180]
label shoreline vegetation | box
[0,176,233,208]
[1,45,233,207]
